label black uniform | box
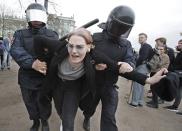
[10,26,58,120]
[82,5,147,131]
[83,31,136,131]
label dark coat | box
[34,38,94,99]
[174,51,182,71]
[153,72,179,101]
[93,32,148,86]
[173,51,182,84]
[33,36,122,100]
[167,47,175,71]
[136,43,153,67]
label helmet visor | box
[26,9,47,24]
[107,18,132,37]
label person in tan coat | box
[147,38,170,108]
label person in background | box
[155,37,175,71]
[10,3,58,131]
[154,37,174,104]
[147,39,170,108]
[130,33,153,107]
[164,39,182,112]
[3,32,12,70]
[0,37,5,70]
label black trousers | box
[21,86,53,121]
[84,85,118,131]
[151,86,159,106]
[53,79,81,131]
[20,88,41,120]
[0,54,3,69]
[150,72,159,106]
[173,78,182,108]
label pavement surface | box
[0,61,182,131]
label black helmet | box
[25,3,47,24]
[106,5,135,38]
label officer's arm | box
[10,31,34,69]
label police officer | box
[10,3,58,131]
[83,5,137,131]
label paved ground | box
[0,61,182,131]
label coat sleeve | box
[120,70,148,85]
[90,48,119,73]
[33,36,66,60]
[10,30,34,69]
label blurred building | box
[0,14,75,38]
[47,14,75,37]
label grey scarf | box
[58,58,85,80]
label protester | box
[3,32,12,70]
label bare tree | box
[0,4,16,37]
[44,0,48,13]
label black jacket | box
[136,43,153,67]
[167,47,175,71]
[153,72,179,101]
[174,51,182,70]
[93,31,148,87]
[33,36,122,99]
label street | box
[0,61,182,131]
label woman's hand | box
[145,68,168,84]
[118,62,133,74]
[32,59,47,75]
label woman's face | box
[67,35,90,64]
[157,46,165,55]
